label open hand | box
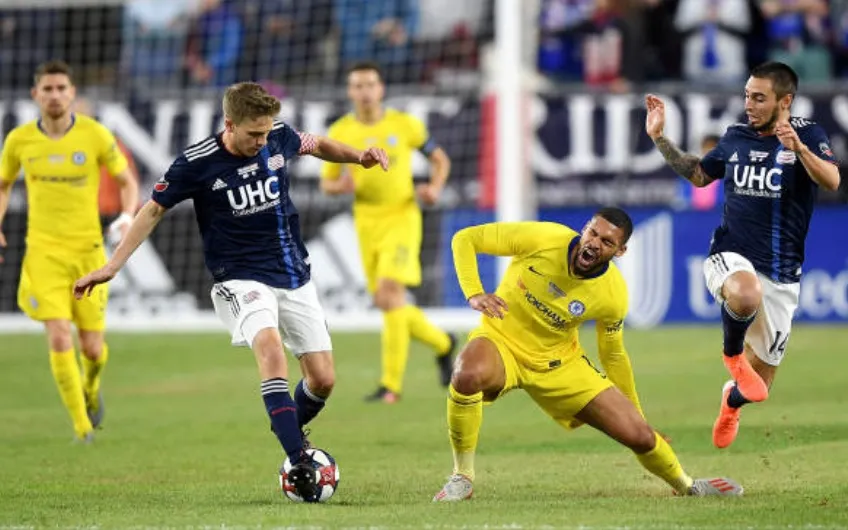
[74,266,117,299]
[468,293,508,319]
[359,147,389,171]
[645,94,666,140]
[416,183,442,206]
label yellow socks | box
[49,349,92,438]
[405,305,451,354]
[635,432,694,494]
[81,343,108,409]
[448,385,483,481]
[380,307,410,394]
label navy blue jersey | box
[151,121,315,289]
[700,117,836,283]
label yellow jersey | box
[0,114,128,253]
[321,108,435,217]
[452,221,642,413]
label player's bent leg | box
[45,319,93,440]
[575,387,694,494]
[247,315,308,470]
[434,337,507,502]
[720,271,768,402]
[78,330,108,429]
[368,278,409,402]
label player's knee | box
[306,370,335,397]
[374,280,405,311]
[45,321,73,352]
[724,274,762,317]
[450,366,485,395]
[627,423,658,454]
[78,336,103,360]
[251,328,287,376]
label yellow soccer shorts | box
[18,245,109,330]
[355,205,422,293]
[467,328,614,429]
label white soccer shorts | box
[703,252,800,366]
[211,279,333,356]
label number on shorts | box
[769,331,789,356]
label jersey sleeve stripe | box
[184,137,216,156]
[185,144,220,161]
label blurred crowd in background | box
[1,0,846,92]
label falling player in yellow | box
[0,60,139,442]
[321,61,456,403]
[433,208,744,501]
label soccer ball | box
[279,448,340,503]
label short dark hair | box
[34,60,74,86]
[750,61,798,100]
[347,61,384,81]
[595,207,633,245]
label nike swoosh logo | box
[527,266,545,276]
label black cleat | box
[436,333,458,387]
[364,386,399,403]
[287,458,321,503]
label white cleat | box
[432,474,473,502]
[688,477,744,496]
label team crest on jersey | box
[568,300,585,317]
[748,150,769,163]
[776,150,796,165]
[238,162,260,179]
[153,178,169,192]
[548,282,566,298]
[72,152,86,165]
[820,142,833,157]
[266,155,285,171]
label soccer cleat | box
[433,474,473,502]
[722,354,768,402]
[364,386,399,404]
[713,380,741,449]
[286,457,321,503]
[436,333,458,387]
[86,389,105,429]
[688,477,744,496]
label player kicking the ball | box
[646,62,840,448]
[75,82,388,501]
[433,210,743,501]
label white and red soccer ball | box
[279,448,340,503]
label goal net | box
[0,0,502,331]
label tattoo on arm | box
[653,136,712,187]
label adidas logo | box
[212,179,227,191]
[729,152,738,163]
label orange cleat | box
[713,381,741,449]
[722,354,768,402]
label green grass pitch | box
[1,325,847,529]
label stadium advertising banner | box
[441,207,848,325]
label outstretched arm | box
[74,200,167,298]
[307,134,389,170]
[645,94,716,188]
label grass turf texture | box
[1,325,847,529]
